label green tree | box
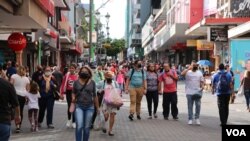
[105,39,125,57]
[80,17,89,41]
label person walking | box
[239,70,250,112]
[0,78,21,141]
[91,65,105,128]
[10,66,30,133]
[60,64,78,128]
[38,66,57,129]
[212,64,233,126]
[181,62,204,125]
[6,61,17,80]
[24,82,41,132]
[146,63,159,119]
[52,66,63,92]
[158,63,179,120]
[96,71,121,136]
[125,60,147,121]
[71,66,99,141]
[32,65,44,86]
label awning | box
[228,21,250,39]
[186,17,250,36]
[60,36,71,43]
[35,0,55,16]
[44,28,58,39]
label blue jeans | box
[244,89,250,109]
[186,95,201,120]
[75,105,94,141]
[0,123,11,141]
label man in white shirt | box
[181,61,204,125]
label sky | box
[81,0,126,39]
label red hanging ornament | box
[8,32,27,51]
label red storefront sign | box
[8,33,27,51]
[171,43,186,50]
[45,29,58,39]
[36,0,55,16]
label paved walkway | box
[10,82,250,141]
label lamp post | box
[105,12,110,41]
[89,0,93,63]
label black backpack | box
[217,72,230,93]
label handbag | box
[69,103,76,113]
[191,88,203,100]
[237,85,244,96]
[53,90,60,100]
[93,111,105,130]
[237,78,245,97]
[104,87,123,107]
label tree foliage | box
[105,39,125,57]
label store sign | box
[231,0,250,17]
[8,32,27,51]
[210,28,228,42]
[203,0,218,16]
[186,40,197,47]
[197,40,214,50]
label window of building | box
[136,10,140,18]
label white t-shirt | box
[185,70,204,95]
[24,92,41,109]
[11,74,30,97]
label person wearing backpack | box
[125,60,147,121]
[212,63,233,126]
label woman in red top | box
[60,63,78,128]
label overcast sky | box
[81,0,126,39]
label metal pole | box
[89,0,93,63]
[38,37,42,65]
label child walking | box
[25,82,41,132]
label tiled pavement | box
[10,82,250,141]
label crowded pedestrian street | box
[2,0,250,141]
[9,82,249,141]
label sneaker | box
[102,128,107,133]
[48,124,55,129]
[15,128,21,133]
[137,115,141,120]
[195,119,201,125]
[72,123,76,128]
[128,114,134,121]
[34,126,39,132]
[154,114,158,119]
[148,116,152,119]
[188,120,193,125]
[164,117,169,120]
[173,117,179,120]
[66,120,72,128]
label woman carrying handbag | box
[96,71,122,136]
[239,71,250,112]
[70,66,99,141]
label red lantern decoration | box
[8,32,27,51]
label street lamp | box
[105,12,110,40]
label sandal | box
[108,131,114,136]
